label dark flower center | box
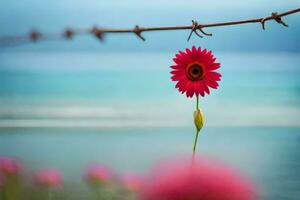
[186,63,204,81]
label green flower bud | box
[194,109,204,132]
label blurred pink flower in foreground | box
[121,173,144,192]
[0,157,21,176]
[34,169,62,188]
[141,157,257,200]
[86,164,112,185]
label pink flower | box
[34,169,62,188]
[141,157,257,200]
[0,157,21,176]
[85,164,112,185]
[121,173,144,192]
[170,46,221,98]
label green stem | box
[193,95,200,153]
[193,129,200,153]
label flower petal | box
[170,70,183,75]
[194,81,205,97]
[170,65,183,70]
[171,74,186,81]
[197,46,202,54]
[207,63,220,71]
[192,46,197,54]
[185,81,195,98]
[172,58,185,65]
[186,48,192,55]
[205,79,219,89]
[203,82,210,95]
[206,71,222,81]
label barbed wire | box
[0,7,299,48]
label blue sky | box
[0,0,300,52]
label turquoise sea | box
[0,52,300,199]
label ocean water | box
[0,52,300,199]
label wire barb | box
[260,17,267,30]
[187,20,212,41]
[261,12,289,30]
[29,31,41,42]
[91,27,104,42]
[64,29,74,39]
[272,12,289,27]
[198,25,212,36]
[133,25,146,41]
[187,20,202,41]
